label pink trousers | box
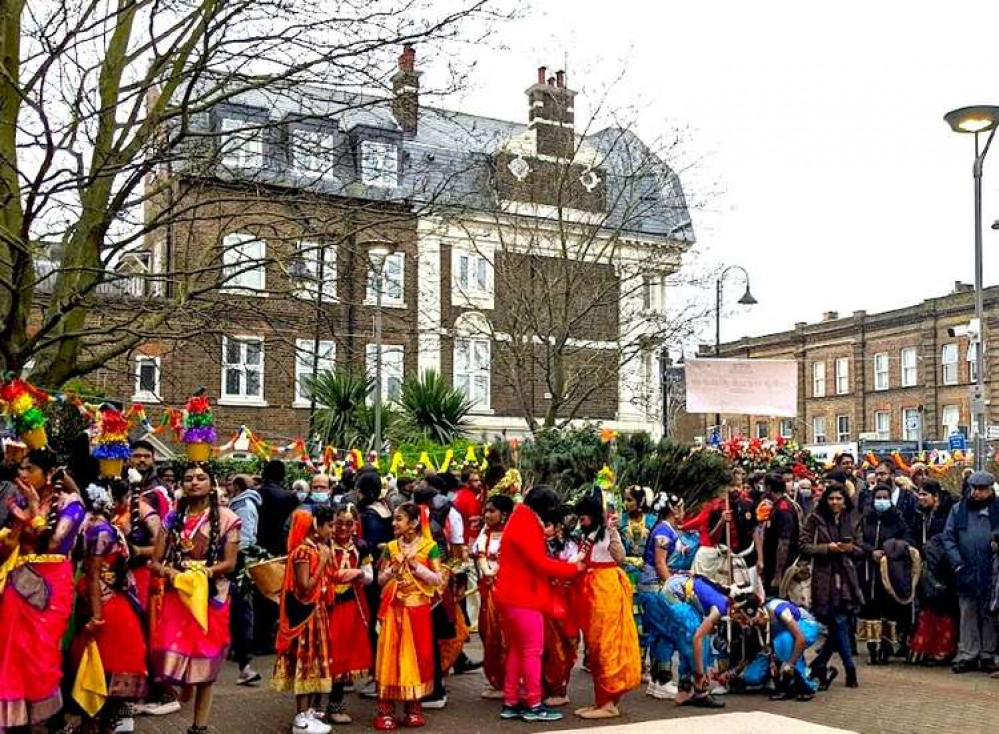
[501,605,545,708]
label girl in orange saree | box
[572,496,641,719]
[472,495,514,698]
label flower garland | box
[718,435,824,480]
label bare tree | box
[0,0,498,387]
[419,72,712,432]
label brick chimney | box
[391,44,420,136]
[526,66,576,159]
[822,311,839,322]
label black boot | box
[879,641,891,665]
[867,642,880,666]
[844,666,858,688]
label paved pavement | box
[138,641,999,734]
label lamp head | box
[944,106,999,134]
[738,286,758,306]
[368,246,392,269]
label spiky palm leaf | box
[305,368,373,449]
[398,370,473,445]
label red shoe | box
[374,714,399,730]
[403,713,426,728]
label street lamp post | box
[713,265,758,441]
[944,105,999,470]
[368,246,392,456]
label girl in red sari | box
[572,496,641,720]
[0,449,86,731]
[541,509,581,708]
[150,462,240,734]
[473,494,514,699]
[272,508,336,734]
[72,479,149,733]
[113,472,162,612]
[323,504,373,725]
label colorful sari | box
[272,530,333,695]
[71,517,149,702]
[474,528,506,690]
[0,493,85,729]
[326,541,373,682]
[578,540,641,706]
[375,536,441,701]
[151,506,240,685]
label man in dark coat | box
[762,473,800,596]
[255,459,298,556]
[943,470,999,674]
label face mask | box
[297,491,309,502]
[311,492,330,505]
[798,487,812,499]
[874,498,891,513]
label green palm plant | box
[398,370,473,445]
[305,368,374,448]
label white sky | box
[447,0,999,351]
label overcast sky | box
[446,1,999,352]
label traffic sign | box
[988,426,999,441]
[949,433,967,451]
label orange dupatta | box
[275,510,323,654]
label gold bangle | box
[30,516,47,530]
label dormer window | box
[291,128,336,176]
[220,118,263,169]
[359,140,398,188]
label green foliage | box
[398,370,473,445]
[519,425,611,497]
[616,434,730,510]
[305,368,376,449]
[42,399,93,463]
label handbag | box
[779,528,817,609]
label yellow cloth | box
[0,529,18,594]
[72,640,108,717]
[580,566,642,700]
[174,566,209,632]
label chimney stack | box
[391,44,421,136]
[822,311,839,322]
[526,66,576,159]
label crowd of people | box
[1,437,998,734]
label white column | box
[417,218,443,375]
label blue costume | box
[743,598,821,693]
[635,521,680,680]
[656,574,724,682]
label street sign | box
[949,433,967,451]
[988,426,999,441]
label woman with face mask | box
[856,484,914,666]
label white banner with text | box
[685,358,798,417]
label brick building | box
[87,50,693,442]
[697,282,997,448]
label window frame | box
[874,410,891,440]
[812,361,826,398]
[812,416,828,444]
[779,419,794,439]
[220,117,264,169]
[294,338,336,407]
[874,352,889,391]
[290,127,336,176]
[359,140,399,188]
[132,356,161,402]
[755,420,769,439]
[835,357,849,395]
[220,336,266,405]
[901,347,918,387]
[221,232,267,294]
[454,336,492,411]
[365,252,405,308]
[902,407,921,442]
[968,341,979,383]
[942,343,959,385]
[293,240,337,302]
[365,344,405,404]
[454,251,492,297]
[836,414,850,443]
[941,404,960,436]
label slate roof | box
[179,81,694,244]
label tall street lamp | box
[944,105,999,470]
[368,245,392,456]
[714,265,758,441]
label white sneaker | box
[358,679,378,699]
[237,666,262,685]
[144,698,182,716]
[646,681,678,700]
[710,683,728,696]
[293,712,331,734]
[114,717,135,733]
